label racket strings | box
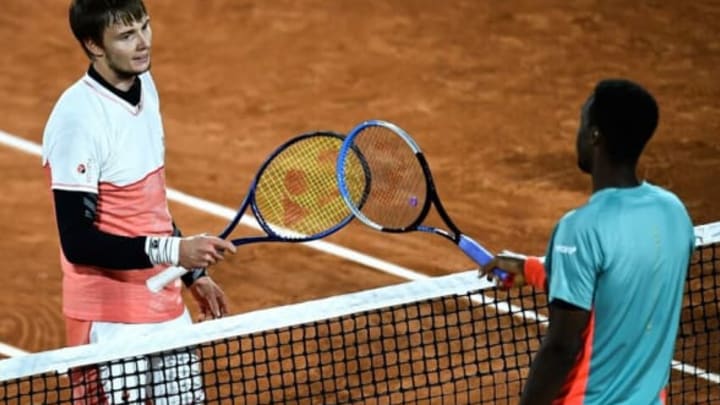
[254,135,367,239]
[342,126,427,229]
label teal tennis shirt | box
[545,182,695,405]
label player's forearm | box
[519,337,580,405]
[54,189,154,269]
[54,190,212,286]
[61,227,152,269]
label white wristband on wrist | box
[145,236,181,266]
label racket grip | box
[146,266,188,293]
[457,235,515,288]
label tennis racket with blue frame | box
[335,119,512,286]
[147,130,370,292]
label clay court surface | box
[0,0,718,403]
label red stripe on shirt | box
[554,311,596,405]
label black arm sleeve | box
[53,189,153,269]
[173,222,209,287]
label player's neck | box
[91,61,137,92]
[87,64,142,107]
[591,163,640,193]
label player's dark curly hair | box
[588,79,659,165]
[69,0,147,57]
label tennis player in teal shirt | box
[481,79,695,405]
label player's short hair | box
[588,79,659,165]
[69,0,148,56]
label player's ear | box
[590,127,602,145]
[83,38,104,59]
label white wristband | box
[145,236,181,266]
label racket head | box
[337,120,431,232]
[249,131,368,241]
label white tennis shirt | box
[42,72,184,323]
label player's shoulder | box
[557,199,601,229]
[555,209,591,240]
[642,181,687,208]
[139,71,159,102]
[560,182,691,231]
[139,71,156,86]
[585,181,685,210]
[554,191,615,237]
[43,75,105,152]
[643,182,695,234]
[49,74,102,120]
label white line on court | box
[1,129,717,386]
[0,128,434,359]
[0,343,29,358]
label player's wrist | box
[144,236,181,266]
[181,268,207,287]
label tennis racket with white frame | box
[336,119,512,285]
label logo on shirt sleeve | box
[73,158,96,185]
[555,245,577,255]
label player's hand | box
[178,234,236,269]
[189,276,229,321]
[479,250,527,288]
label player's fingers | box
[197,303,210,322]
[479,256,500,277]
[217,291,229,317]
[208,249,225,262]
[210,237,237,254]
[206,291,221,319]
[204,253,218,266]
[484,272,499,283]
[191,258,210,269]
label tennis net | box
[0,222,718,404]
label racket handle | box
[146,266,188,293]
[457,235,515,288]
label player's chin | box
[577,158,592,174]
[130,58,151,74]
